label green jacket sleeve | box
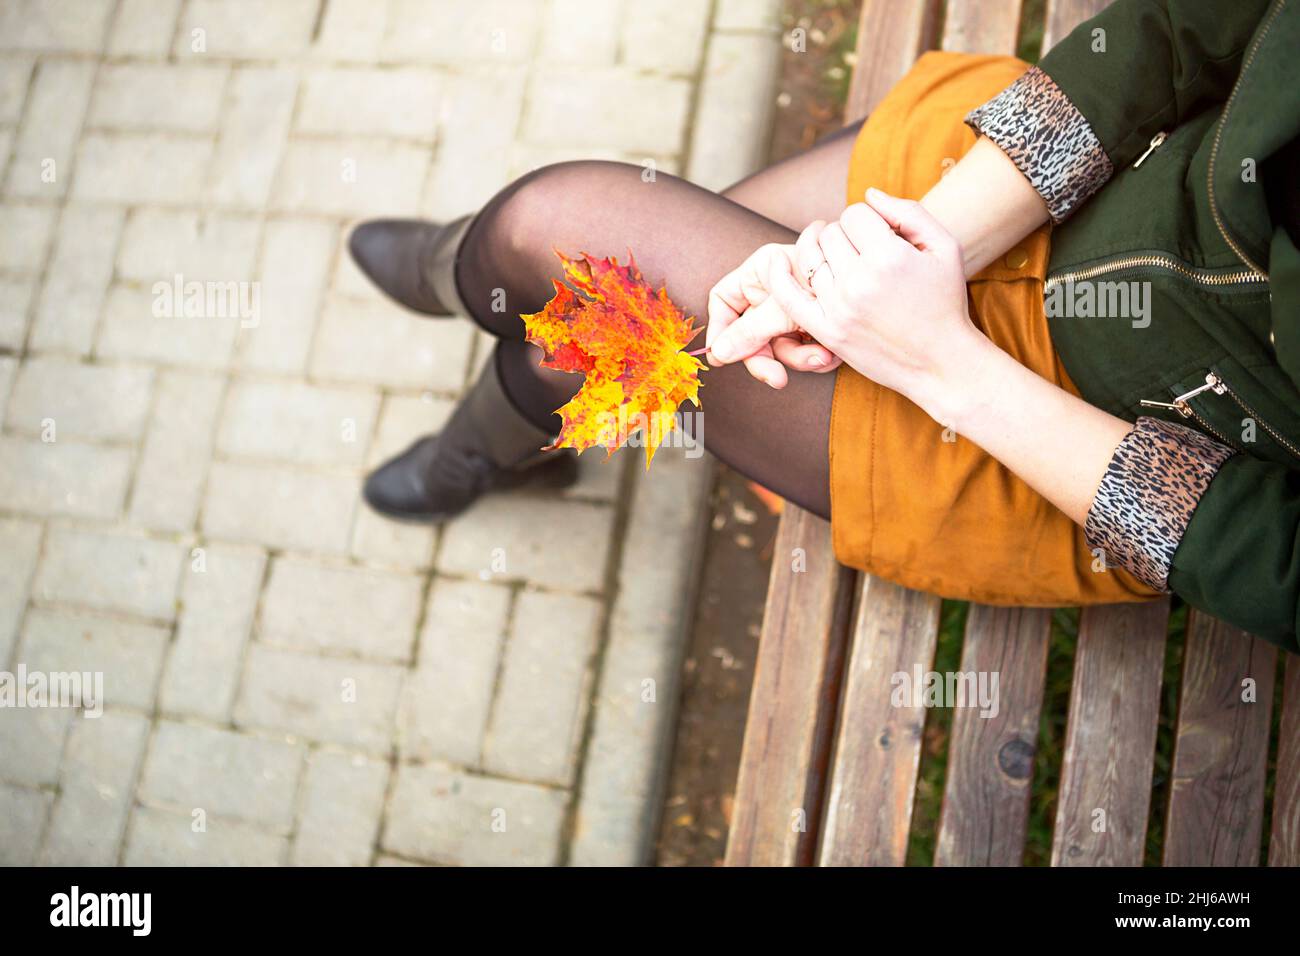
[1170,453,1300,653]
[966,0,1272,221]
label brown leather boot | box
[347,215,473,316]
[363,356,578,523]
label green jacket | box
[969,0,1300,649]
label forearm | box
[915,330,1130,526]
[919,137,1050,277]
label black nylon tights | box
[453,123,863,519]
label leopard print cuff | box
[1085,417,1235,591]
[965,66,1113,223]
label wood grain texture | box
[1163,613,1276,866]
[1269,654,1300,866]
[1051,598,1170,866]
[724,506,856,866]
[1043,0,1112,51]
[935,605,1051,865]
[818,575,942,865]
[941,0,1024,54]
[846,0,942,118]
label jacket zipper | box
[1206,0,1285,280]
[1140,370,1300,460]
[1045,254,1268,289]
[1132,131,1167,168]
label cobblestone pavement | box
[0,0,782,865]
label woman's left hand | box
[708,189,992,425]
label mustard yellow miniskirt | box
[830,50,1158,606]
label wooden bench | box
[725,0,1300,867]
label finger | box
[771,335,841,373]
[840,201,896,251]
[865,188,957,255]
[810,260,837,303]
[767,262,837,347]
[742,343,788,389]
[794,221,827,290]
[709,295,799,365]
[705,246,780,365]
[817,222,859,274]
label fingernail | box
[808,355,825,368]
[867,187,884,201]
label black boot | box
[348,215,473,316]
[363,357,578,523]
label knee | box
[486,160,646,257]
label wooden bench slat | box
[1269,654,1300,866]
[935,606,1051,865]
[818,575,942,865]
[941,0,1024,54]
[1051,598,1170,865]
[846,0,942,118]
[724,507,856,866]
[1162,612,1276,865]
[1043,0,1111,50]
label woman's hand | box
[710,189,992,425]
[705,242,841,389]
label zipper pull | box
[1140,373,1225,416]
[1133,131,1167,168]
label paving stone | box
[0,353,15,410]
[365,394,455,468]
[374,854,422,867]
[349,505,437,571]
[310,294,474,392]
[207,67,297,208]
[28,205,123,354]
[310,0,386,62]
[139,721,303,832]
[128,369,225,532]
[399,578,511,764]
[259,559,423,663]
[33,529,184,621]
[2,58,94,197]
[0,0,115,53]
[715,0,784,32]
[72,133,212,204]
[422,68,527,220]
[0,702,70,787]
[570,451,711,864]
[235,218,334,374]
[0,783,52,864]
[40,709,149,865]
[117,209,260,284]
[0,516,41,665]
[482,590,601,786]
[686,32,782,190]
[273,138,429,218]
[4,357,154,442]
[19,608,169,712]
[0,200,57,273]
[0,435,132,519]
[540,0,622,64]
[97,284,240,370]
[524,68,691,154]
[202,462,358,555]
[174,0,318,59]
[299,68,441,139]
[159,545,266,722]
[108,0,183,56]
[622,0,712,75]
[124,806,287,866]
[290,749,389,866]
[234,644,404,753]
[562,449,627,503]
[0,56,34,123]
[381,0,543,64]
[88,63,228,132]
[217,379,379,468]
[0,275,34,349]
[438,494,614,593]
[383,763,567,866]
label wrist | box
[908,325,1006,433]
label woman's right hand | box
[705,242,841,389]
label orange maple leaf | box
[521,251,705,467]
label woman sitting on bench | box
[349,0,1299,653]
